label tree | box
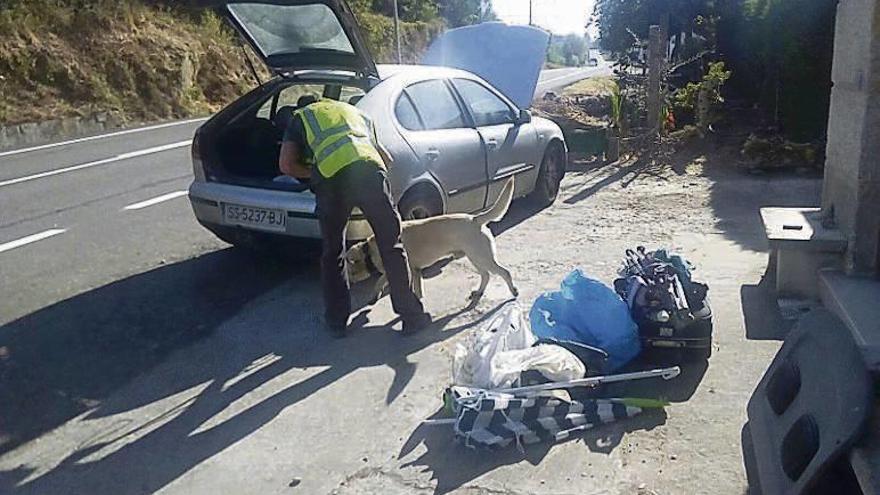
[438,0,497,28]
[371,0,438,22]
[561,34,587,66]
[593,0,715,57]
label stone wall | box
[822,0,880,274]
[0,113,124,152]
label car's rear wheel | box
[398,186,443,220]
[529,142,566,207]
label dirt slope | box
[0,1,262,126]
[0,1,441,127]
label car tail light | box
[191,131,206,181]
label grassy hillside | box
[0,0,442,127]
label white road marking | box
[0,140,191,188]
[0,229,67,254]
[124,190,188,210]
[0,118,205,158]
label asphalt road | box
[535,65,611,97]
[0,66,608,326]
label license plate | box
[222,203,286,232]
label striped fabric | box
[452,389,643,449]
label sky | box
[491,0,596,37]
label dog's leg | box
[490,261,518,298]
[465,231,519,300]
[466,265,491,303]
[370,273,388,304]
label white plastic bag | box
[452,302,535,388]
[492,345,587,384]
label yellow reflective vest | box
[296,99,384,179]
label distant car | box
[588,58,599,67]
[188,0,567,248]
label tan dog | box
[347,178,518,304]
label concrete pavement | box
[1,139,822,494]
[0,61,808,494]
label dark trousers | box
[314,161,425,328]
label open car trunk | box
[202,78,369,191]
[195,0,377,191]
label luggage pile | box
[437,299,680,450]
[613,247,713,361]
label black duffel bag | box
[614,247,713,362]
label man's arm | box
[279,115,312,180]
[279,141,312,180]
[371,119,394,167]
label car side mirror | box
[515,109,532,125]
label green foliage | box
[673,61,731,132]
[439,0,496,27]
[717,0,836,140]
[674,61,731,111]
[561,34,587,66]
[594,0,836,140]
[593,0,716,56]
[547,34,588,67]
[741,133,823,169]
[355,11,444,63]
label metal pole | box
[529,0,533,25]
[393,0,402,63]
[646,25,663,131]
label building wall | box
[822,0,880,274]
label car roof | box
[377,64,477,81]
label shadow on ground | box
[560,130,822,254]
[397,356,704,495]
[740,256,795,341]
[0,248,301,456]
[0,249,502,494]
[399,406,667,495]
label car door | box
[451,78,540,205]
[398,79,488,213]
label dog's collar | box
[362,243,381,277]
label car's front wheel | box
[529,142,566,207]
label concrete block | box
[760,207,847,250]
[819,270,880,368]
[777,249,842,299]
[822,0,880,274]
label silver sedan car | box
[189,0,567,248]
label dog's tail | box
[474,178,514,226]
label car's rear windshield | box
[227,3,355,58]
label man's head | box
[297,95,318,108]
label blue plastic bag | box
[529,269,640,371]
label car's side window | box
[395,92,423,131]
[404,79,466,130]
[452,79,515,127]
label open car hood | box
[217,0,378,79]
[421,22,550,109]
